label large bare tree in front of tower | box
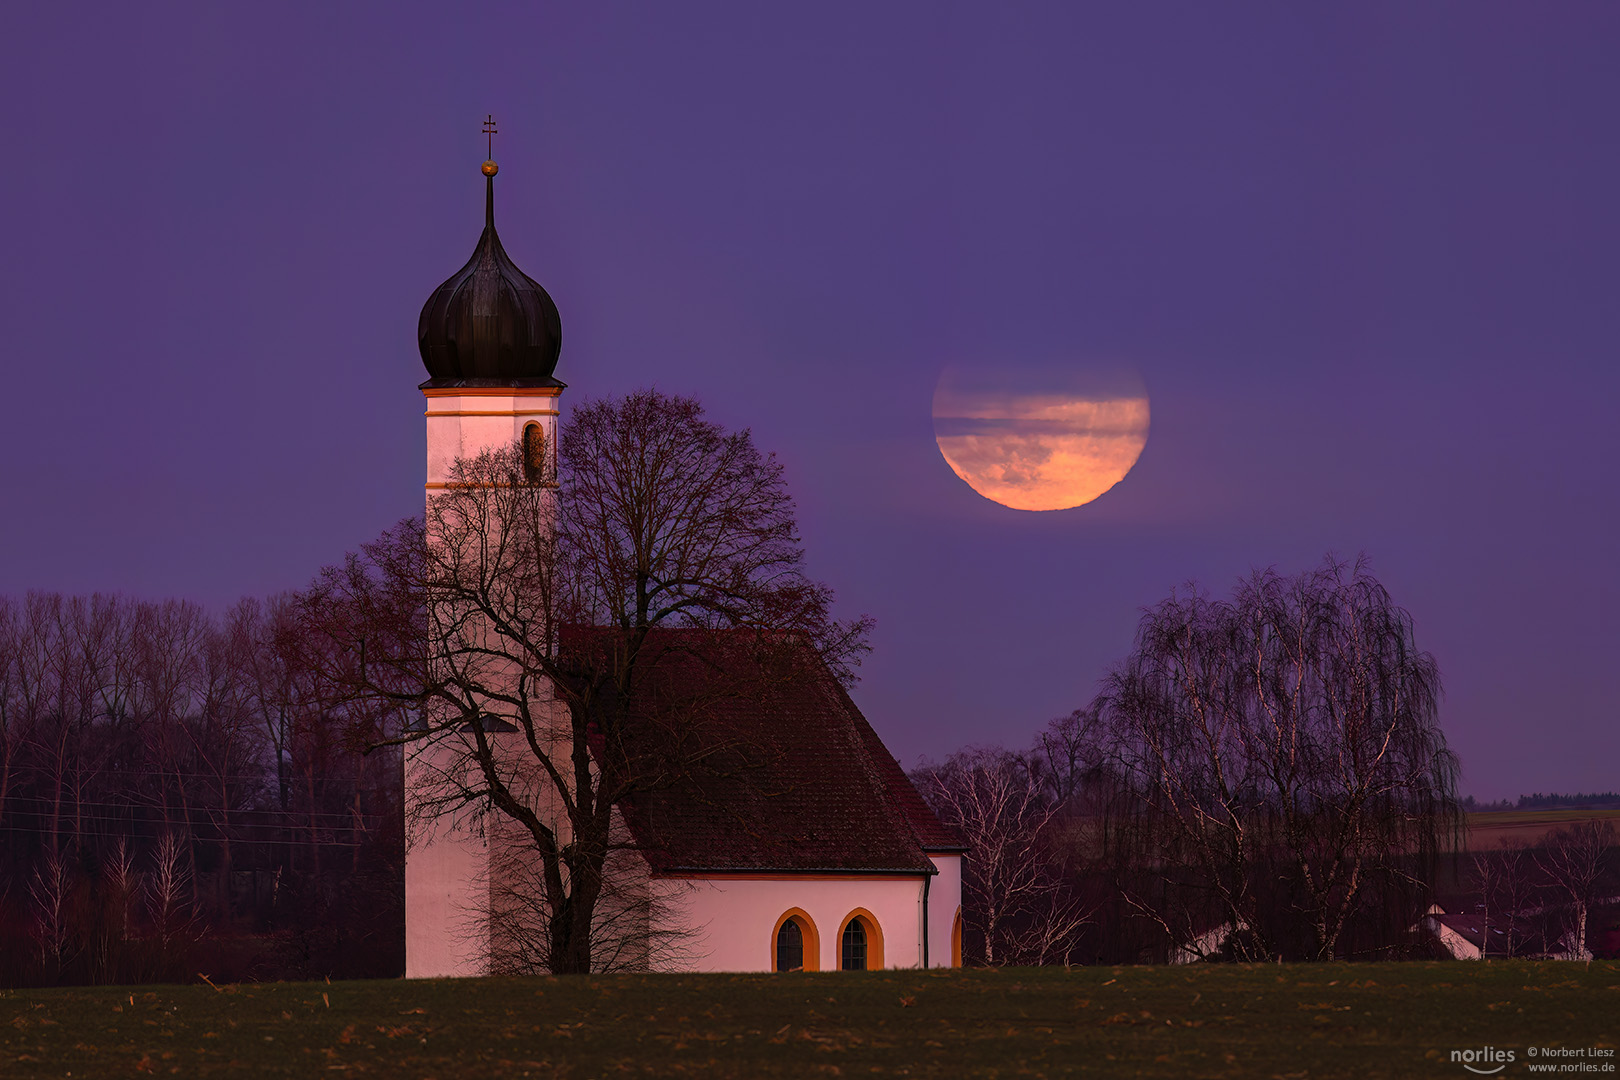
[303,390,870,974]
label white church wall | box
[925,854,962,968]
[654,875,933,973]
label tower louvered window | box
[522,423,546,483]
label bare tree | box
[302,390,869,974]
[1097,556,1459,961]
[1536,820,1616,961]
[229,594,343,885]
[146,832,199,967]
[29,850,77,978]
[1036,704,1107,806]
[914,747,1090,966]
[89,838,140,983]
[1492,840,1537,958]
[0,597,20,836]
[1468,839,1540,960]
[229,597,301,817]
[130,601,212,884]
[21,594,123,858]
[1469,849,1499,959]
[185,619,264,913]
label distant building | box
[403,150,962,976]
[1170,919,1249,965]
[1419,905,1489,961]
[1416,902,1618,961]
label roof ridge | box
[584,633,940,874]
[820,673,932,869]
[831,681,965,854]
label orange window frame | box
[770,908,821,972]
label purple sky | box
[3,3,1617,800]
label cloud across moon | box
[932,365,1150,512]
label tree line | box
[1486,793,1620,811]
[0,592,403,987]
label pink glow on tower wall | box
[405,385,562,979]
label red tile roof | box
[570,628,952,875]
[845,702,967,853]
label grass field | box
[1466,810,1620,826]
[4,962,1616,1078]
[1465,808,1620,851]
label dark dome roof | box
[418,165,561,382]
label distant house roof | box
[1419,904,1567,959]
[1428,912,1496,954]
[569,627,955,876]
[1171,919,1249,964]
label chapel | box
[403,142,963,976]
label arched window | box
[837,909,884,971]
[951,907,963,968]
[841,919,867,970]
[522,422,547,483]
[776,919,804,972]
[770,909,819,972]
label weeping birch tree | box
[1098,556,1460,961]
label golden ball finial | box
[481,159,499,177]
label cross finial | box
[483,114,498,158]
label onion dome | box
[418,159,562,383]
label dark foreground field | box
[4,962,1616,1078]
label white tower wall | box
[405,383,562,979]
[423,387,560,488]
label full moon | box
[932,364,1150,512]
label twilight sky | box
[3,3,1617,800]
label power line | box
[2,763,396,784]
[1,796,397,826]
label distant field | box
[4,962,1616,1078]
[1466,808,1620,850]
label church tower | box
[406,130,565,978]
[418,139,564,498]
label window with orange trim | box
[770,909,820,971]
[841,920,866,969]
[837,909,884,971]
[522,422,547,482]
[778,919,804,971]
